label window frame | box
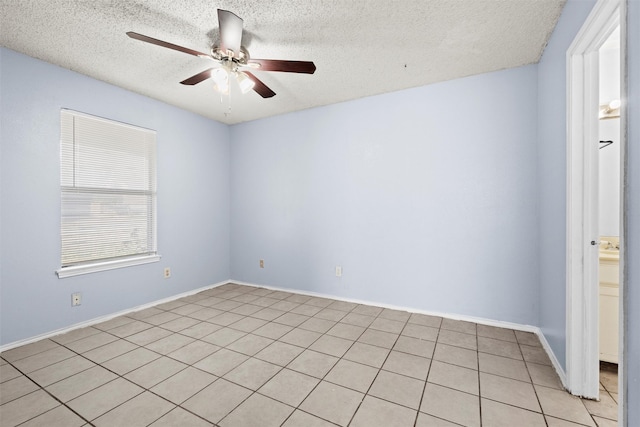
[56,109,160,278]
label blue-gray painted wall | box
[536,0,638,420]
[1,1,639,421]
[536,0,597,373]
[623,0,639,421]
[229,65,540,326]
[0,48,231,345]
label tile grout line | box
[48,334,191,427]
[214,285,343,427]
[8,292,454,425]
[281,300,379,427]
[6,286,336,425]
[1,357,95,427]
[516,333,549,427]
[476,324,483,427]
[2,284,616,427]
[183,285,345,426]
[171,288,294,426]
[411,317,440,427]
[6,287,272,425]
[343,311,408,427]
[144,286,274,427]
[138,288,607,426]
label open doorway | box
[596,23,621,416]
[565,0,626,414]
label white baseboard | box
[0,280,229,353]
[231,280,566,387]
[537,329,569,389]
[2,277,566,387]
[230,280,539,333]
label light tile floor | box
[0,283,619,426]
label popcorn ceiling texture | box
[0,0,565,124]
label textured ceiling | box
[1,0,566,124]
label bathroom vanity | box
[599,236,620,363]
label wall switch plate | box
[259,259,264,268]
[164,267,171,278]
[335,266,342,277]
[72,292,81,306]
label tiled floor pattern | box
[0,283,620,427]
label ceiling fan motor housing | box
[211,46,250,65]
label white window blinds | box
[60,110,157,270]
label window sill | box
[56,254,161,278]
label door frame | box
[566,0,625,405]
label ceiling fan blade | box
[244,71,276,98]
[180,68,214,85]
[127,32,210,58]
[217,9,243,56]
[247,59,316,74]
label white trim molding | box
[0,280,228,353]
[566,0,622,399]
[3,276,568,394]
[231,280,540,332]
[231,279,566,384]
[538,330,569,389]
[56,254,161,278]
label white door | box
[566,0,623,400]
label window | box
[57,110,159,278]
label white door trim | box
[566,0,623,399]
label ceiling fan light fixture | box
[211,67,230,94]
[214,82,229,94]
[236,71,255,94]
[211,67,228,84]
[609,99,621,110]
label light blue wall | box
[537,0,640,422]
[0,48,231,345]
[624,0,639,421]
[2,8,638,420]
[536,0,597,370]
[230,65,540,326]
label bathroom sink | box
[599,237,620,261]
[599,248,619,261]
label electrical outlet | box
[71,292,81,306]
[259,259,264,268]
[335,266,342,277]
[164,267,171,278]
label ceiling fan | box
[127,9,316,99]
